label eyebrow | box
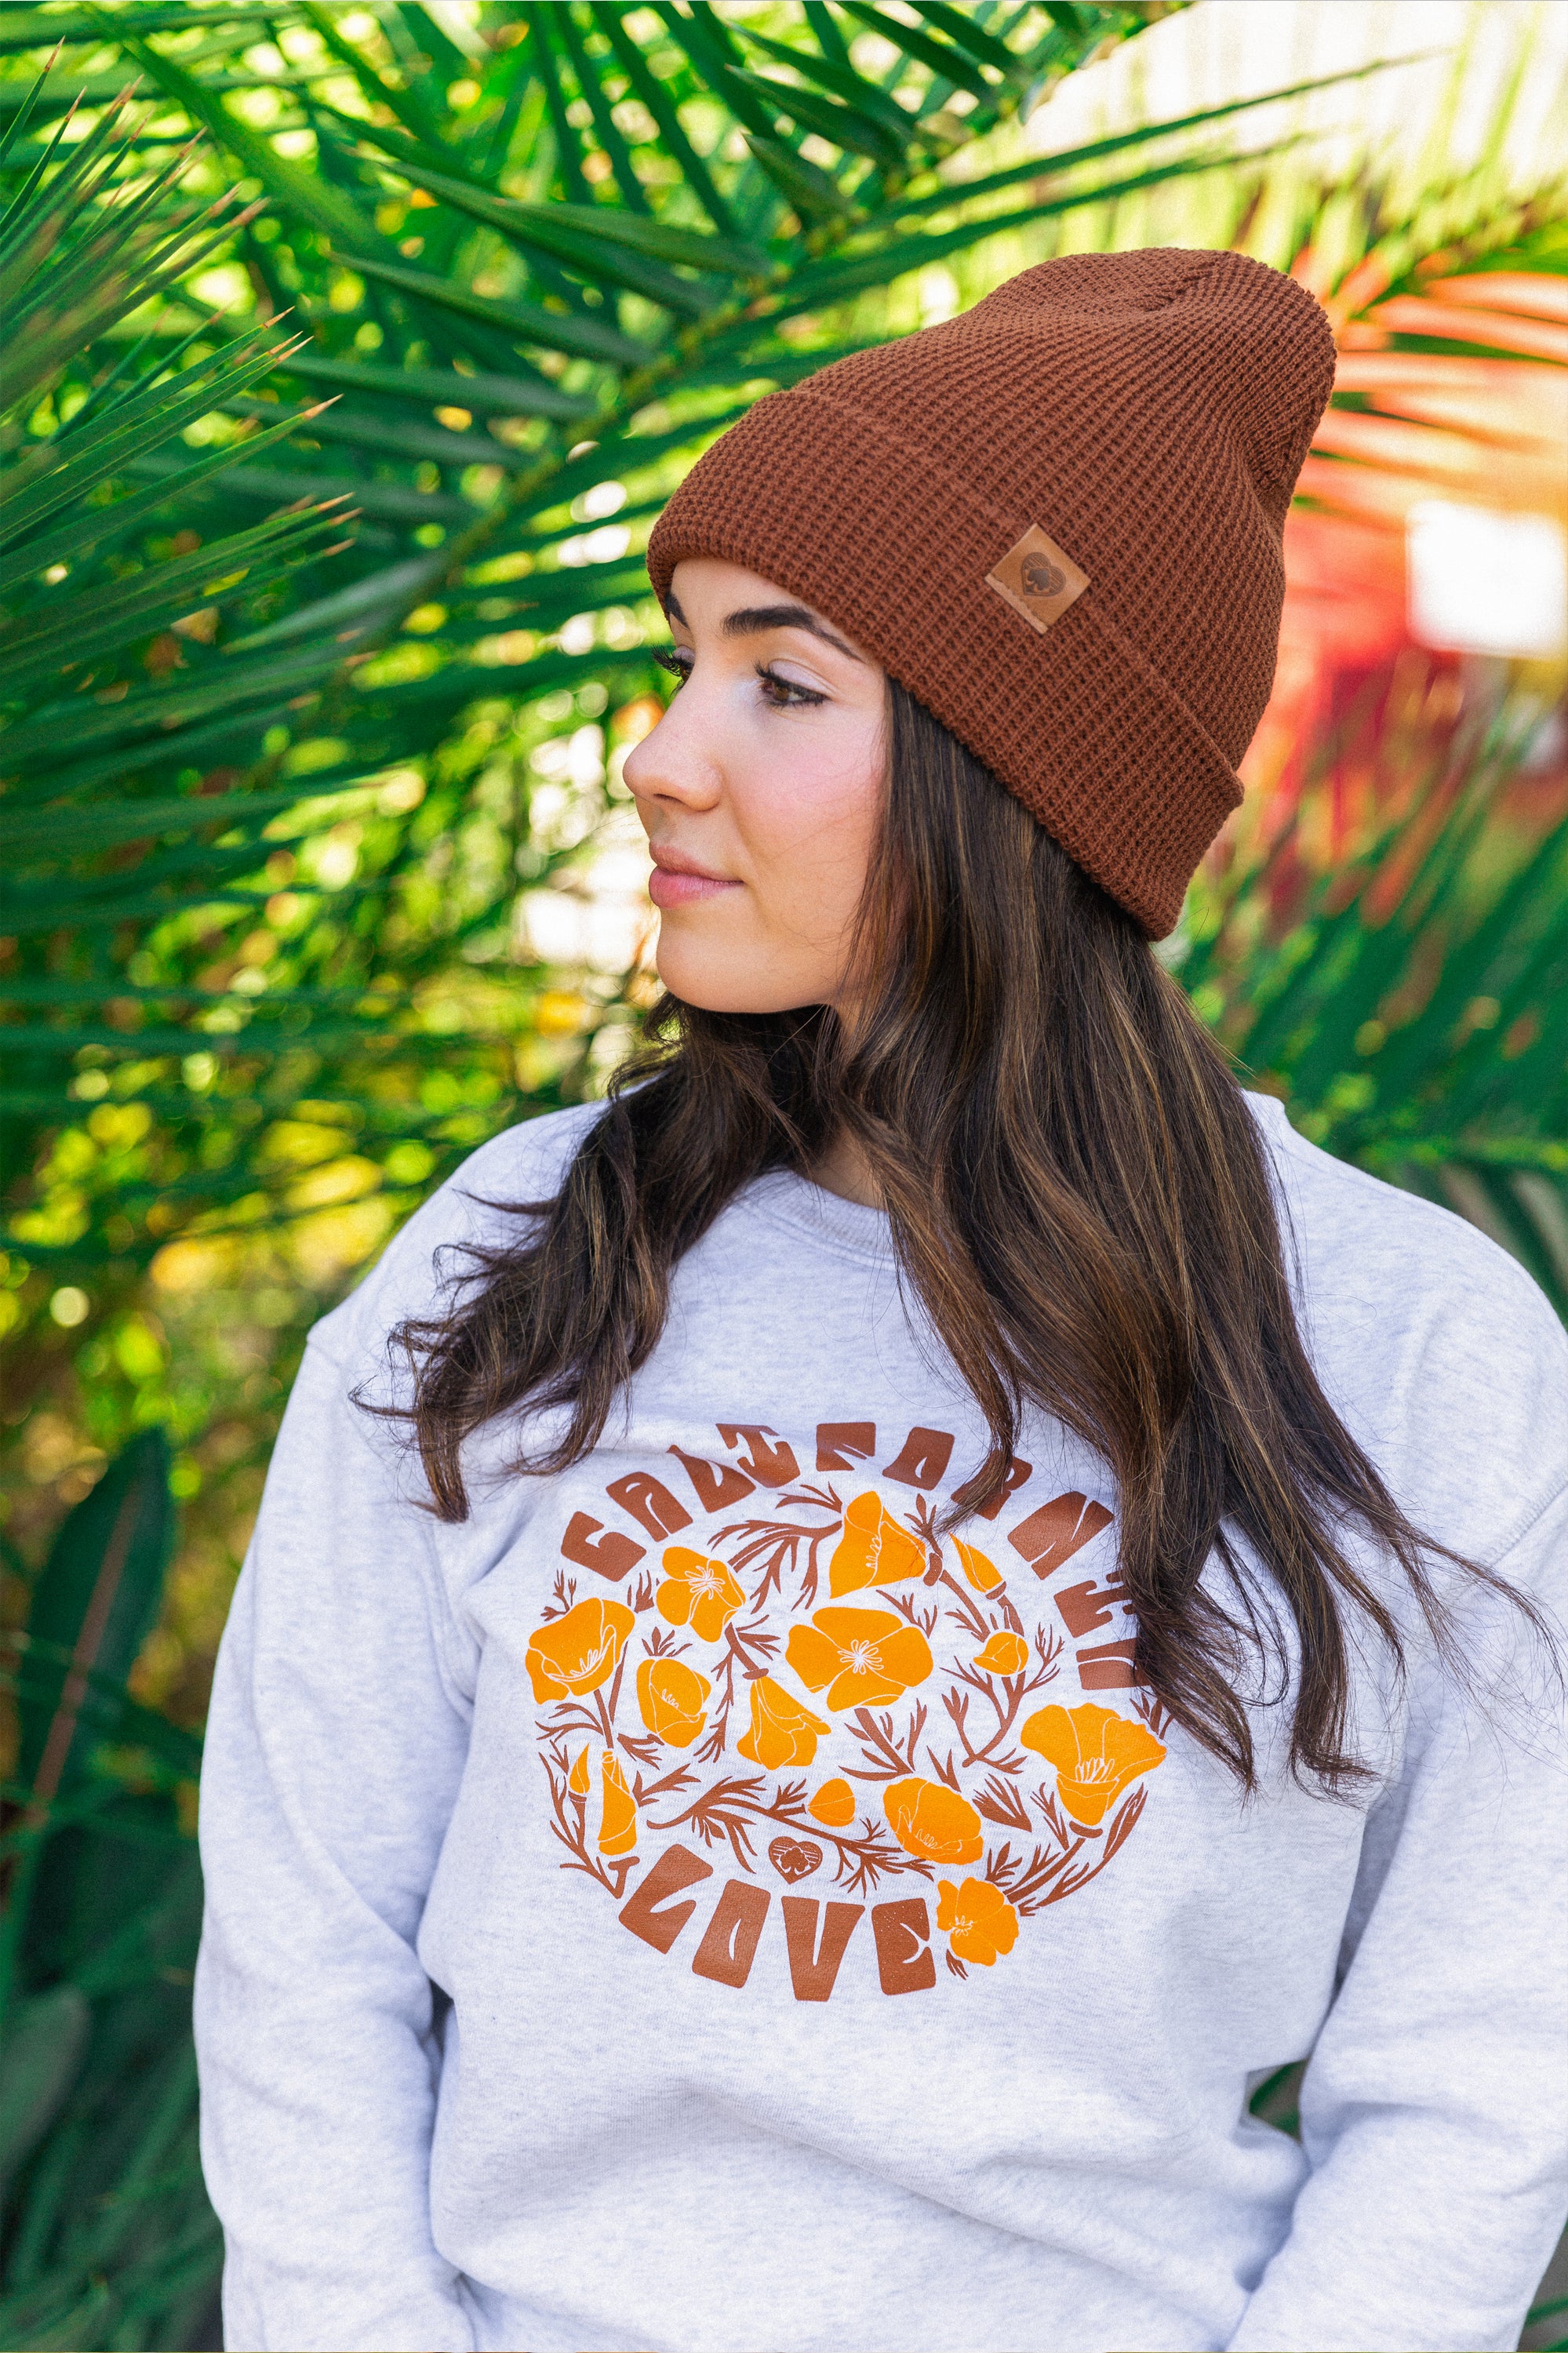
[664,588,864,663]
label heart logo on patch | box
[1021,553,1067,598]
[768,1837,823,1883]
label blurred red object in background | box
[1244,268,1568,849]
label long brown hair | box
[380,679,1527,1791]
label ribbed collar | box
[743,1168,896,1266]
[740,1093,1290,1268]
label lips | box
[647,847,740,909]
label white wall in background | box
[1024,0,1568,198]
[1407,502,1568,660]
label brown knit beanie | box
[646,248,1334,938]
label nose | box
[623,678,724,813]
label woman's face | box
[623,557,886,1013]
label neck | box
[810,1128,882,1210]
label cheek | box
[731,718,883,929]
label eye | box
[653,646,692,686]
[757,664,827,709]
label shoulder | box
[1247,1093,1568,1559]
[308,1099,608,1376]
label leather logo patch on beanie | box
[985,524,1090,636]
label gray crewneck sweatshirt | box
[193,1094,1566,2353]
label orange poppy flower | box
[973,1628,1029,1676]
[736,1675,829,1770]
[635,1655,711,1748]
[1020,1701,1166,1827]
[883,1775,984,1864]
[937,1875,1019,1966]
[828,1491,926,1597]
[785,1606,934,1711]
[657,1547,746,1642]
[525,1596,635,1704]
[566,1745,591,1795]
[954,1538,1004,1594]
[808,1777,857,1828]
[598,1749,638,1856]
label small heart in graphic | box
[768,1836,823,1883]
[1022,554,1067,598]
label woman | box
[195,251,1566,2353]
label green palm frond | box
[7,1,1314,1286]
[1,9,1552,1307]
[0,85,377,1229]
[2,17,1565,2343]
[0,1434,216,2353]
[1173,694,1568,1317]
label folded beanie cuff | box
[649,385,1242,936]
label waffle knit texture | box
[646,248,1336,937]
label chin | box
[653,941,821,1016]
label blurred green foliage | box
[0,4,1229,2338]
[1175,678,1568,1310]
[2,1435,215,2352]
[0,3,1564,2344]
[3,0,1231,1584]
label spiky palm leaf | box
[2,20,1564,2344]
[1174,694,1568,1313]
[1221,240,1568,1311]
[3,13,1265,2341]
[1060,117,1568,1319]
[2,0,1337,1318]
[1,1434,216,2353]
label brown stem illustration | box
[538,1570,578,1624]
[647,1771,930,1897]
[1133,1689,1171,1740]
[973,1773,1033,1832]
[695,1610,777,1763]
[847,1700,928,1781]
[937,1624,1060,1775]
[905,1494,946,1582]
[985,1784,1150,1914]
[594,1655,625,1749]
[886,1589,940,1638]
[629,1762,697,1807]
[549,1694,611,1744]
[930,1563,992,1645]
[540,1737,636,1897]
[719,1488,843,1613]
[1029,1786,1148,1908]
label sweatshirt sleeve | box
[193,1337,477,2353]
[1227,1485,1568,2353]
